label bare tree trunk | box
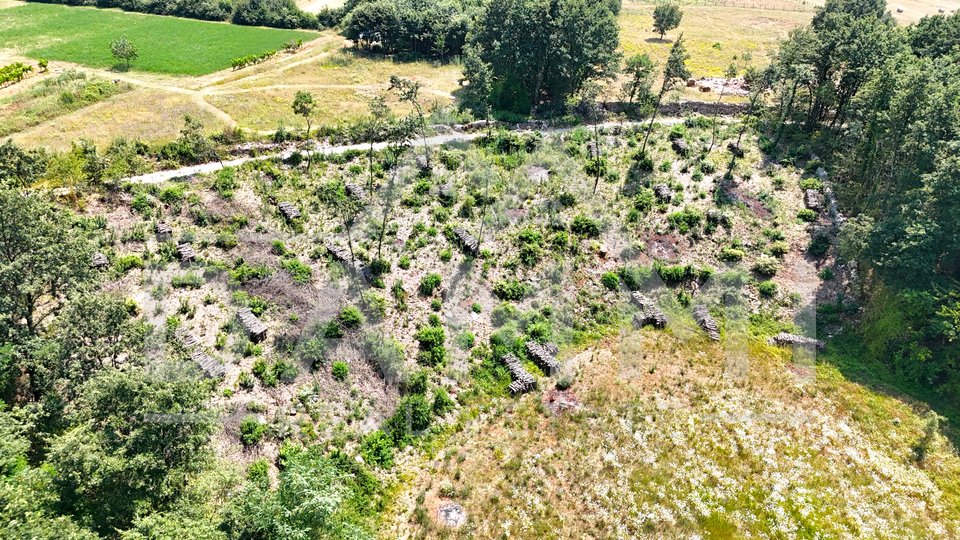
[707,86,728,154]
[640,87,666,155]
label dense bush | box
[758,280,778,297]
[619,265,654,290]
[331,361,349,381]
[231,50,276,70]
[719,247,745,262]
[492,279,528,301]
[601,271,620,290]
[419,273,442,296]
[752,255,780,276]
[571,214,601,237]
[280,258,313,284]
[239,415,267,445]
[415,320,446,366]
[808,233,831,257]
[654,261,712,284]
[0,62,32,85]
[667,207,704,234]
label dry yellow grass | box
[387,331,960,538]
[620,1,813,76]
[12,87,228,148]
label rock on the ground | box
[438,503,467,528]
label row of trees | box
[29,0,316,29]
[767,0,960,400]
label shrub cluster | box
[231,49,277,70]
[0,62,32,85]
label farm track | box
[124,118,693,184]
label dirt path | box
[124,118,692,184]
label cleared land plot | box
[0,3,315,76]
[620,1,813,76]
[13,87,229,148]
[221,51,462,90]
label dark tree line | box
[768,0,960,400]
[29,0,317,29]
[342,0,477,60]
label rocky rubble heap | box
[631,292,668,329]
[693,304,720,341]
[502,353,536,394]
[525,341,560,375]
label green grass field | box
[0,3,315,76]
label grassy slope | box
[391,330,960,538]
[0,3,314,76]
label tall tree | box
[652,2,682,40]
[48,365,213,536]
[620,53,656,111]
[389,76,431,168]
[640,35,690,155]
[0,189,94,340]
[459,43,494,127]
[707,63,740,154]
[0,140,47,189]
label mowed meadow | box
[0,2,315,75]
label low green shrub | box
[331,361,349,381]
[239,415,267,446]
[758,280,778,297]
[752,255,780,276]
[492,279,528,301]
[419,273,442,296]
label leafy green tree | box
[0,466,98,540]
[639,35,690,154]
[459,43,494,124]
[222,447,376,539]
[291,91,316,137]
[110,35,139,70]
[158,115,220,165]
[52,293,147,395]
[47,365,214,535]
[0,140,47,188]
[0,189,94,340]
[652,2,682,40]
[121,510,226,540]
[620,53,656,110]
[468,0,621,113]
